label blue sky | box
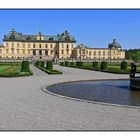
[0,9,140,49]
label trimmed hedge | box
[46,61,53,70]
[100,61,108,71]
[76,61,83,68]
[35,65,62,75]
[65,61,69,66]
[92,61,98,69]
[120,61,128,70]
[35,61,40,66]
[60,62,65,66]
[40,61,45,68]
[70,62,74,67]
[21,61,30,72]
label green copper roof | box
[108,39,122,49]
[3,30,76,43]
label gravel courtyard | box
[0,65,140,130]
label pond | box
[47,80,140,106]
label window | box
[23,44,25,48]
[26,37,31,41]
[10,35,15,39]
[62,50,64,54]
[28,50,30,54]
[6,49,8,53]
[33,44,35,48]
[45,44,48,48]
[51,50,53,54]
[0,49,1,53]
[39,44,41,48]
[61,44,64,48]
[12,43,14,47]
[11,48,14,54]
[89,51,91,55]
[45,50,48,55]
[49,37,53,41]
[55,51,57,55]
[94,52,96,55]
[23,49,25,54]
[50,44,53,48]
[71,44,74,48]
[17,49,19,54]
[6,43,9,47]
[98,52,101,55]
[17,43,19,48]
[39,50,42,55]
[103,52,105,55]
[28,44,30,48]
[33,50,36,55]
[66,44,69,49]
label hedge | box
[46,61,53,70]
[60,62,65,66]
[40,61,45,68]
[70,62,74,67]
[92,61,98,69]
[35,65,62,75]
[76,61,83,68]
[21,61,30,72]
[120,61,128,70]
[100,61,108,71]
[65,61,69,66]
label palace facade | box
[0,29,125,61]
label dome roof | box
[108,39,121,49]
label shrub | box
[100,61,108,71]
[76,61,83,68]
[60,62,64,66]
[35,61,40,66]
[120,61,128,70]
[65,61,69,66]
[70,62,74,67]
[46,61,53,70]
[21,61,30,72]
[92,61,98,69]
[40,61,45,68]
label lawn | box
[0,62,33,77]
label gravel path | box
[0,64,140,130]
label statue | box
[130,62,137,78]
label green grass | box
[0,66,12,72]
[0,62,33,77]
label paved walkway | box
[0,65,140,130]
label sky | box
[0,9,140,50]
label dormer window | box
[49,37,53,41]
[10,35,15,40]
[65,36,70,41]
[26,37,31,41]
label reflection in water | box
[47,80,140,106]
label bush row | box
[34,60,62,74]
[60,60,129,72]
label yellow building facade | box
[74,39,125,61]
[0,29,76,60]
[0,29,125,61]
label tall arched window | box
[33,50,36,56]
[39,50,42,55]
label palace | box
[0,29,125,61]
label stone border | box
[41,78,140,109]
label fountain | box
[42,62,140,107]
[130,62,140,91]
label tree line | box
[125,48,140,62]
